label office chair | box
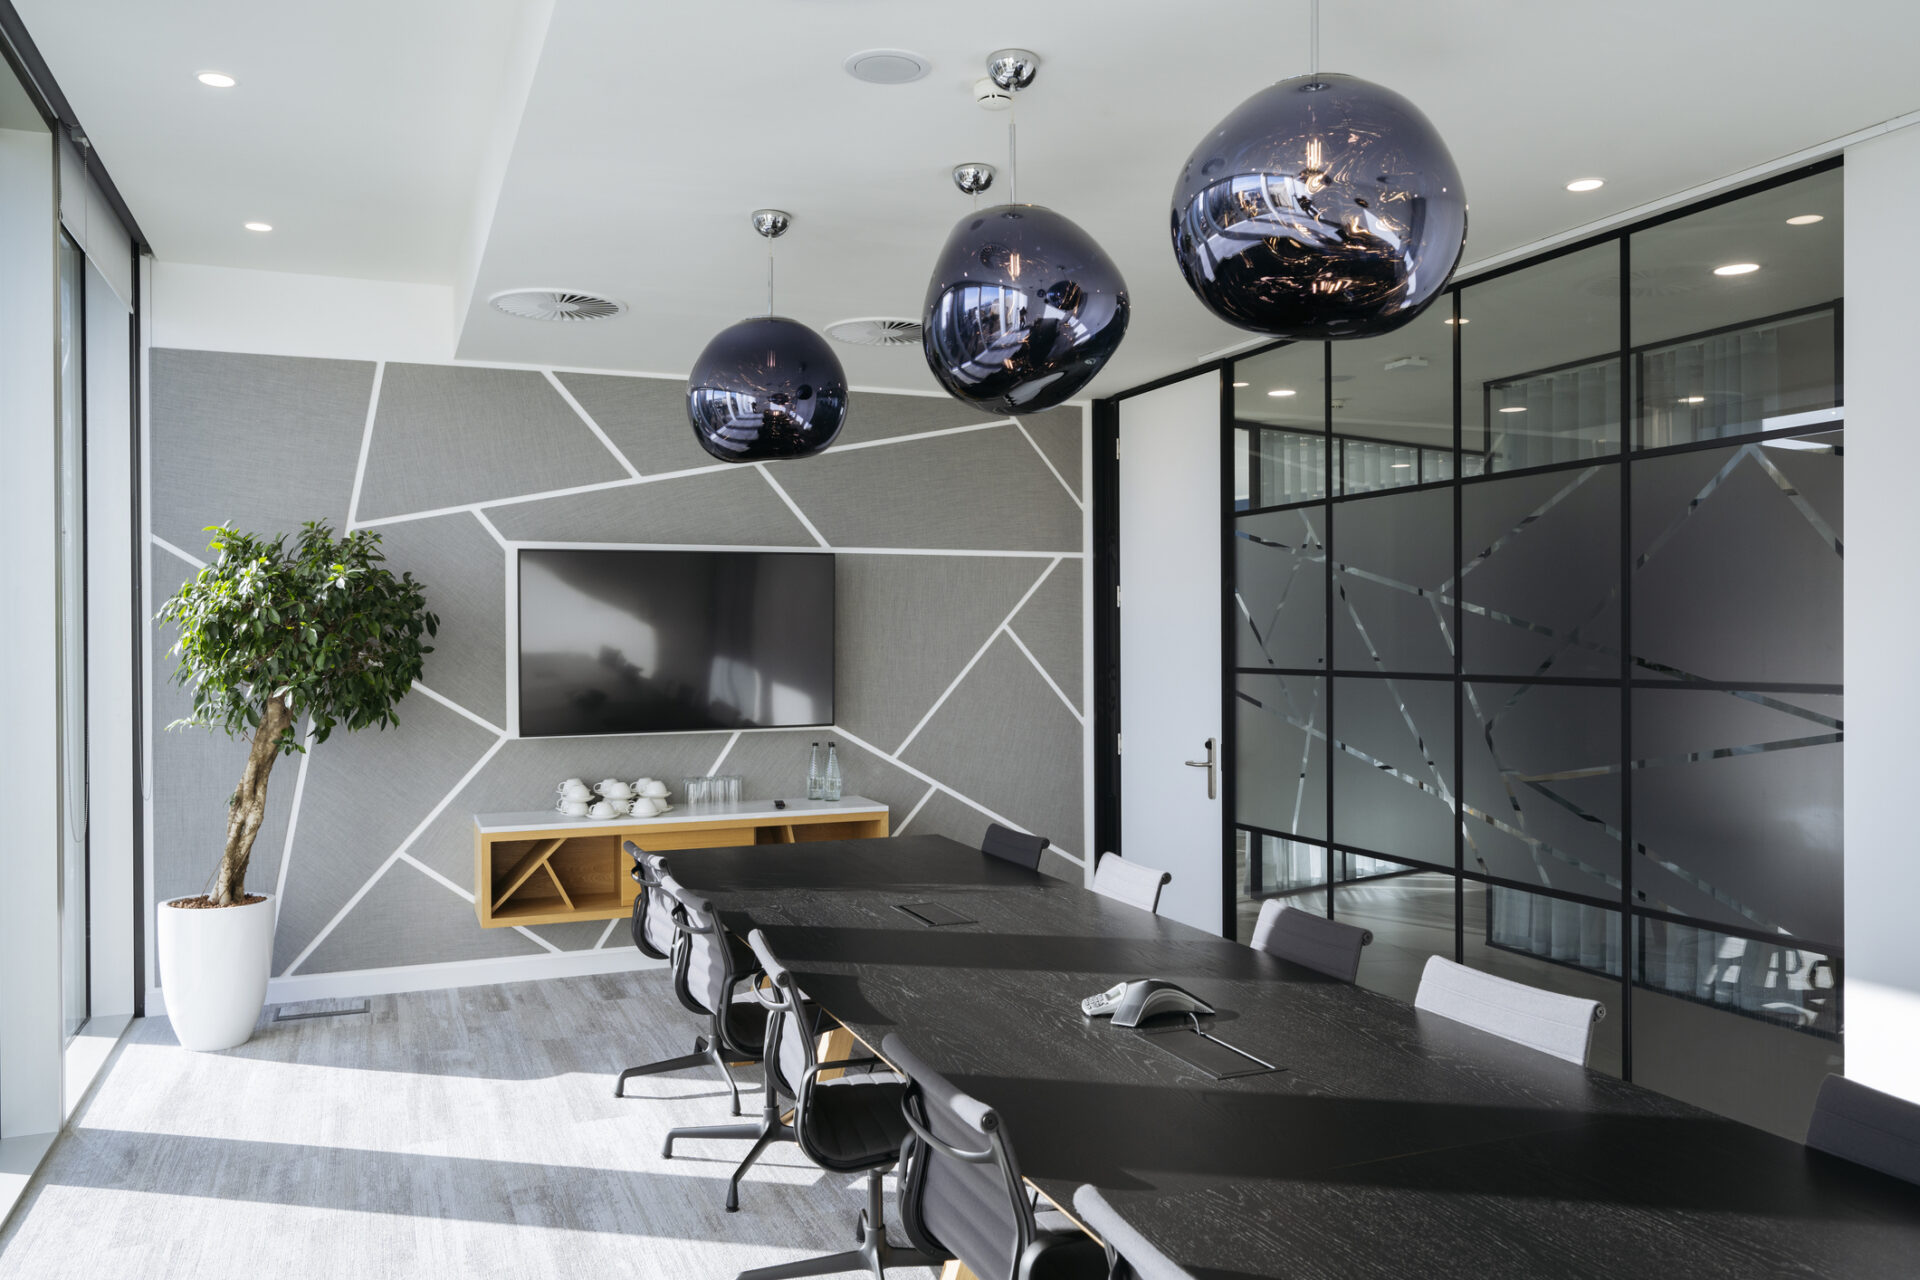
[982,823,1049,872]
[1806,1073,1920,1186]
[614,848,739,1100]
[732,930,942,1275]
[616,865,768,1117]
[1412,954,1605,1067]
[1070,1185,1195,1280]
[887,1033,1106,1280]
[1090,853,1172,914]
[1249,900,1373,983]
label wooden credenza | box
[471,797,890,928]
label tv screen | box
[517,549,834,737]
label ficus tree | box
[160,522,438,906]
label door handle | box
[1184,737,1217,800]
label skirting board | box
[143,945,666,1017]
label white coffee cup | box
[558,780,594,802]
[599,780,634,800]
[640,779,669,799]
[588,799,620,820]
[628,796,662,818]
[557,797,591,817]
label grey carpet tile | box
[299,858,545,973]
[482,467,816,546]
[1014,406,1087,501]
[1007,557,1083,713]
[356,364,631,521]
[767,425,1081,551]
[149,348,372,556]
[369,511,509,729]
[273,694,501,973]
[835,554,1048,751]
[554,370,718,477]
[901,634,1086,858]
[0,974,915,1279]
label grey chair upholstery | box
[982,823,1049,872]
[1070,1185,1195,1280]
[1412,954,1604,1066]
[1250,900,1373,983]
[734,931,940,1280]
[1806,1073,1920,1186]
[1090,853,1172,914]
[886,1033,1105,1280]
[614,849,741,1099]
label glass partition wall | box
[1228,163,1843,1133]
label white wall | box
[152,261,456,364]
[1841,122,1920,1104]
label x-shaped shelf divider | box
[491,837,574,913]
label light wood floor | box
[0,973,937,1279]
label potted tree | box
[158,521,436,1050]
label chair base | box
[614,1035,748,1115]
[663,1106,796,1212]
[735,1166,945,1280]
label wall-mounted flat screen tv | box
[517,549,834,737]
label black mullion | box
[1322,340,1336,919]
[1452,286,1466,964]
[1618,232,1636,1082]
[1220,367,1238,938]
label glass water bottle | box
[807,742,823,800]
[823,743,842,802]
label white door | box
[1118,372,1223,934]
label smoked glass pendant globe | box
[686,316,849,462]
[1170,72,1467,340]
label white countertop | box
[474,796,887,835]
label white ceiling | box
[20,0,1920,398]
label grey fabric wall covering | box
[148,349,1086,982]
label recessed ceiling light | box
[1678,395,1705,404]
[244,221,272,232]
[1267,388,1297,398]
[197,71,236,88]
[1713,262,1760,276]
[1566,178,1604,192]
[842,49,930,84]
[1231,381,1249,388]
[1786,214,1824,226]
[1498,406,1527,414]
[1390,462,1412,469]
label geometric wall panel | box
[901,634,1086,856]
[149,348,372,554]
[770,427,1081,551]
[1017,407,1086,501]
[554,370,723,477]
[831,390,1007,449]
[1008,557,1083,713]
[903,785,1086,882]
[483,468,815,546]
[356,363,630,520]
[299,859,546,974]
[370,511,507,728]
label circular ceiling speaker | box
[1170,73,1467,341]
[842,49,930,85]
[488,288,626,322]
[825,317,924,348]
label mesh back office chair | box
[1412,954,1605,1067]
[886,1033,1105,1280]
[733,930,942,1279]
[614,859,769,1119]
[1070,1186,1195,1280]
[1090,854,1172,914]
[614,847,741,1100]
[1806,1073,1920,1186]
[982,823,1049,872]
[1249,900,1373,983]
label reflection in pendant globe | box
[922,204,1129,415]
[686,316,849,462]
[1170,72,1467,341]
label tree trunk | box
[214,698,294,906]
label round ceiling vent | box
[843,49,931,85]
[488,288,627,322]
[825,317,924,347]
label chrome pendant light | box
[687,210,850,463]
[1169,0,1467,340]
[922,50,1129,415]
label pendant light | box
[687,210,850,463]
[1169,0,1467,340]
[922,50,1129,415]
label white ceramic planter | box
[157,894,275,1051]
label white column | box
[1842,122,1920,1103]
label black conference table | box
[668,834,1920,1279]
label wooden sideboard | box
[471,797,890,928]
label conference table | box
[667,834,1920,1279]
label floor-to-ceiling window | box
[1229,162,1843,1137]
[57,227,89,1042]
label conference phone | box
[1081,979,1215,1028]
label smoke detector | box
[844,49,930,84]
[1382,355,1430,372]
[488,289,626,322]
[825,317,924,347]
[974,77,1012,110]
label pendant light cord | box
[1310,0,1320,75]
[1007,95,1019,205]
[766,236,775,317]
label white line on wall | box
[894,557,1061,756]
[281,850,405,976]
[413,681,506,737]
[754,464,832,548]
[395,850,476,903]
[471,508,511,551]
[344,361,385,530]
[1004,626,1085,726]
[151,535,207,570]
[1012,417,1083,511]
[543,369,643,480]
[707,730,742,776]
[826,418,1014,454]
[514,924,562,954]
[893,784,938,836]
[270,722,316,936]
[505,540,1081,559]
[592,918,621,950]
